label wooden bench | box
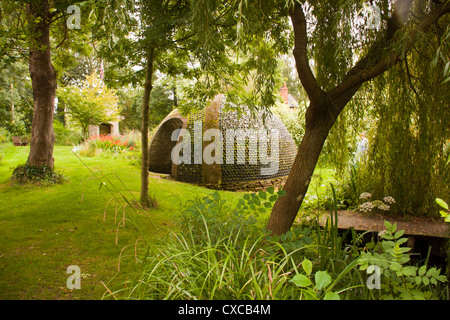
[12,136,27,146]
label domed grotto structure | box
[148,96,297,191]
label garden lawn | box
[0,144,243,299]
[0,144,335,300]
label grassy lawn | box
[0,143,336,300]
[0,144,246,299]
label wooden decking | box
[315,210,449,238]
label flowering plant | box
[383,196,396,205]
[358,192,396,214]
[88,134,135,152]
[359,192,372,200]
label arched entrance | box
[99,123,112,135]
[149,117,184,174]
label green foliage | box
[290,257,351,300]
[109,189,363,300]
[270,102,305,146]
[7,120,27,137]
[11,163,66,185]
[436,198,450,223]
[0,61,33,135]
[57,73,120,140]
[334,163,361,209]
[118,81,175,132]
[353,20,450,217]
[359,221,447,299]
[53,119,83,146]
[296,2,450,219]
[319,110,361,171]
[116,88,143,132]
[0,127,9,144]
[178,187,286,245]
[273,226,313,253]
[311,184,366,273]
[109,190,295,300]
[431,25,450,84]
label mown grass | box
[0,143,335,300]
[0,144,245,299]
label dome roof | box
[149,96,297,191]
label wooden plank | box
[316,210,449,238]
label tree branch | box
[329,0,450,102]
[289,2,324,106]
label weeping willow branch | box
[329,0,450,102]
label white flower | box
[360,192,372,200]
[360,201,374,213]
[378,204,390,211]
[383,196,395,204]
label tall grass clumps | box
[104,190,362,300]
[105,190,300,300]
[103,186,448,300]
[123,231,298,300]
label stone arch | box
[99,123,112,135]
[149,115,186,174]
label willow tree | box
[266,0,450,235]
[359,24,450,217]
[186,0,448,234]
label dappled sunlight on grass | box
[0,144,246,299]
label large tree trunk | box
[267,113,333,235]
[140,47,155,208]
[267,0,449,236]
[26,0,56,168]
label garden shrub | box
[359,221,447,300]
[53,119,83,146]
[271,102,305,147]
[0,127,10,143]
[77,133,140,163]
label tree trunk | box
[10,84,15,121]
[267,105,334,235]
[140,47,155,208]
[173,83,178,107]
[26,0,56,169]
[82,124,88,142]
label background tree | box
[118,81,175,132]
[0,0,91,171]
[357,24,450,216]
[91,0,203,208]
[0,60,33,138]
[57,72,120,140]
